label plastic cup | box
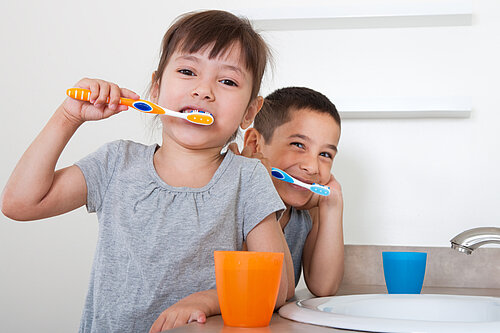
[382,251,427,294]
[214,251,284,327]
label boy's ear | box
[244,128,264,153]
[240,96,264,130]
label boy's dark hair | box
[152,10,270,101]
[254,87,341,143]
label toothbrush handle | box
[66,87,136,106]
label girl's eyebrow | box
[175,54,245,77]
[288,134,338,152]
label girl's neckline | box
[147,144,234,193]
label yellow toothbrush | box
[66,88,214,126]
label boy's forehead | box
[272,108,340,144]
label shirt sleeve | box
[74,140,122,213]
[241,161,285,239]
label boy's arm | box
[301,174,344,296]
[1,78,139,221]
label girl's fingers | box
[95,81,110,106]
[108,83,122,110]
[148,316,164,333]
[120,87,140,100]
[87,79,100,104]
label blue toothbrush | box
[271,167,330,196]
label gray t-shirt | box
[283,207,313,286]
[75,140,284,333]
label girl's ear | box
[150,71,159,103]
[244,128,264,153]
[240,96,264,130]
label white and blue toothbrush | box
[271,167,330,196]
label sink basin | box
[279,294,500,333]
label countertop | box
[167,285,500,332]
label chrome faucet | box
[450,227,500,254]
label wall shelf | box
[235,1,472,31]
[339,109,471,119]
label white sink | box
[279,294,500,333]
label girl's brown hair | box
[151,10,270,101]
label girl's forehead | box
[173,41,247,67]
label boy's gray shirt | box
[75,140,285,333]
[284,207,313,286]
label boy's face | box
[152,43,260,150]
[259,108,340,207]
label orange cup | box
[214,251,284,327]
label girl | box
[2,10,292,333]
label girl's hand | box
[62,78,140,125]
[149,290,219,332]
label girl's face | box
[152,43,259,150]
[259,109,340,207]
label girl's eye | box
[179,69,195,76]
[220,79,237,87]
[291,142,305,149]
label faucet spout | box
[450,227,500,254]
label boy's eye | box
[291,142,305,149]
[179,69,195,76]
[320,152,333,159]
[220,79,237,87]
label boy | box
[231,87,343,296]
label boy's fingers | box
[240,145,254,158]
[227,143,240,155]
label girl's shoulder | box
[97,139,156,159]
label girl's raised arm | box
[1,78,139,221]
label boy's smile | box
[258,108,341,207]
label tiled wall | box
[342,245,500,289]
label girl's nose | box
[191,83,215,101]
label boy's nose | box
[191,83,215,101]
[299,156,319,175]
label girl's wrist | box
[56,104,84,128]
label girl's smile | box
[152,43,257,151]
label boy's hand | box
[149,290,219,332]
[227,143,271,173]
[297,174,343,211]
[62,78,140,125]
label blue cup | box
[382,251,427,294]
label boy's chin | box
[281,191,313,209]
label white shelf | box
[251,15,472,31]
[339,109,471,119]
[235,1,472,31]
